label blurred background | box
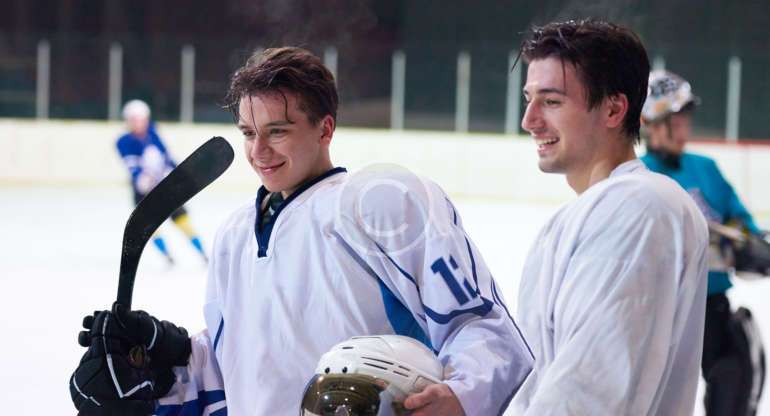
[1,0,768,138]
[1,1,769,415]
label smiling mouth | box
[258,161,286,174]
[535,137,559,151]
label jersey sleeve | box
[116,135,143,183]
[523,190,708,415]
[148,125,178,170]
[707,158,761,234]
[154,331,227,416]
[334,172,533,416]
[154,225,230,415]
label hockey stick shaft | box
[116,136,234,310]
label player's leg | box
[728,307,766,416]
[702,293,738,414]
[135,190,175,265]
[152,235,175,265]
[170,207,208,262]
[703,295,765,415]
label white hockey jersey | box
[509,159,709,415]
[156,167,534,415]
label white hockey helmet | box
[641,70,700,122]
[300,335,443,415]
[122,99,151,120]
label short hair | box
[122,99,150,120]
[224,47,338,125]
[520,19,650,143]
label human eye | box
[241,129,256,139]
[267,128,289,141]
[544,97,562,106]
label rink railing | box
[1,119,769,219]
[26,40,749,140]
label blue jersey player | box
[640,70,767,415]
[70,48,533,415]
[116,100,208,264]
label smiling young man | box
[69,47,533,416]
[509,20,710,415]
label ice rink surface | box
[2,185,769,415]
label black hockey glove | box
[69,304,192,415]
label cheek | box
[674,124,691,141]
[648,125,667,143]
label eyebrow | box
[523,87,567,96]
[237,120,293,130]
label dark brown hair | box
[520,19,650,143]
[224,47,338,125]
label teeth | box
[535,138,558,145]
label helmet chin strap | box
[647,116,682,169]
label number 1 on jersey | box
[431,256,478,305]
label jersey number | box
[431,256,478,305]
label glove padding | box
[70,304,192,415]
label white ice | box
[1,186,768,415]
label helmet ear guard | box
[300,335,443,416]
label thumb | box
[403,386,438,410]
[112,303,157,346]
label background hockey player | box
[116,99,208,265]
[70,47,534,415]
[640,70,768,415]
[509,19,709,415]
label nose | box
[521,102,544,134]
[249,134,272,160]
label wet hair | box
[520,19,650,143]
[224,47,338,125]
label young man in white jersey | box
[508,19,710,415]
[69,47,533,415]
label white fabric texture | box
[511,159,709,416]
[160,168,533,415]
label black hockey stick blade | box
[116,136,234,309]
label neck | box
[281,157,334,200]
[567,139,636,195]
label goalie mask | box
[641,70,700,123]
[300,335,443,416]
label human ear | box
[319,115,335,144]
[605,93,628,129]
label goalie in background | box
[640,70,768,416]
[116,99,208,265]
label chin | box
[259,179,280,193]
[538,160,559,174]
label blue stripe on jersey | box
[490,280,510,319]
[463,237,480,292]
[377,279,433,350]
[373,243,419,289]
[213,319,224,352]
[331,231,433,350]
[155,390,226,415]
[444,197,458,226]
[374,243,495,323]
[491,279,534,360]
[423,299,494,324]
